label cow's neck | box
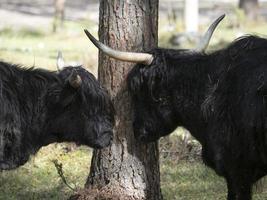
[170,53,224,144]
[20,70,61,146]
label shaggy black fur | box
[0,62,114,170]
[127,35,267,200]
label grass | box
[0,144,91,200]
[161,159,267,200]
[2,145,267,200]
[0,20,99,74]
[161,160,227,200]
[2,15,267,200]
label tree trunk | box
[73,1,162,200]
[53,0,65,33]
[239,0,259,21]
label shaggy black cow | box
[85,15,267,200]
[0,54,114,170]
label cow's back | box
[203,37,267,170]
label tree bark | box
[74,1,162,200]
[239,0,259,21]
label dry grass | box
[0,144,91,200]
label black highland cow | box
[85,15,267,200]
[0,53,114,170]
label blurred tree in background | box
[184,0,198,33]
[239,0,259,20]
[53,0,65,32]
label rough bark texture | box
[239,0,259,20]
[74,1,161,200]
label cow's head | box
[46,54,114,149]
[84,15,224,143]
[0,56,114,170]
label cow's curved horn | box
[57,51,65,71]
[84,29,154,65]
[69,71,82,88]
[195,14,225,52]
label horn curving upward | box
[195,14,225,52]
[84,30,154,65]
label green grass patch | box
[2,146,267,200]
[0,27,45,38]
[0,144,91,200]
[0,20,99,73]
[161,160,267,200]
[161,161,227,200]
